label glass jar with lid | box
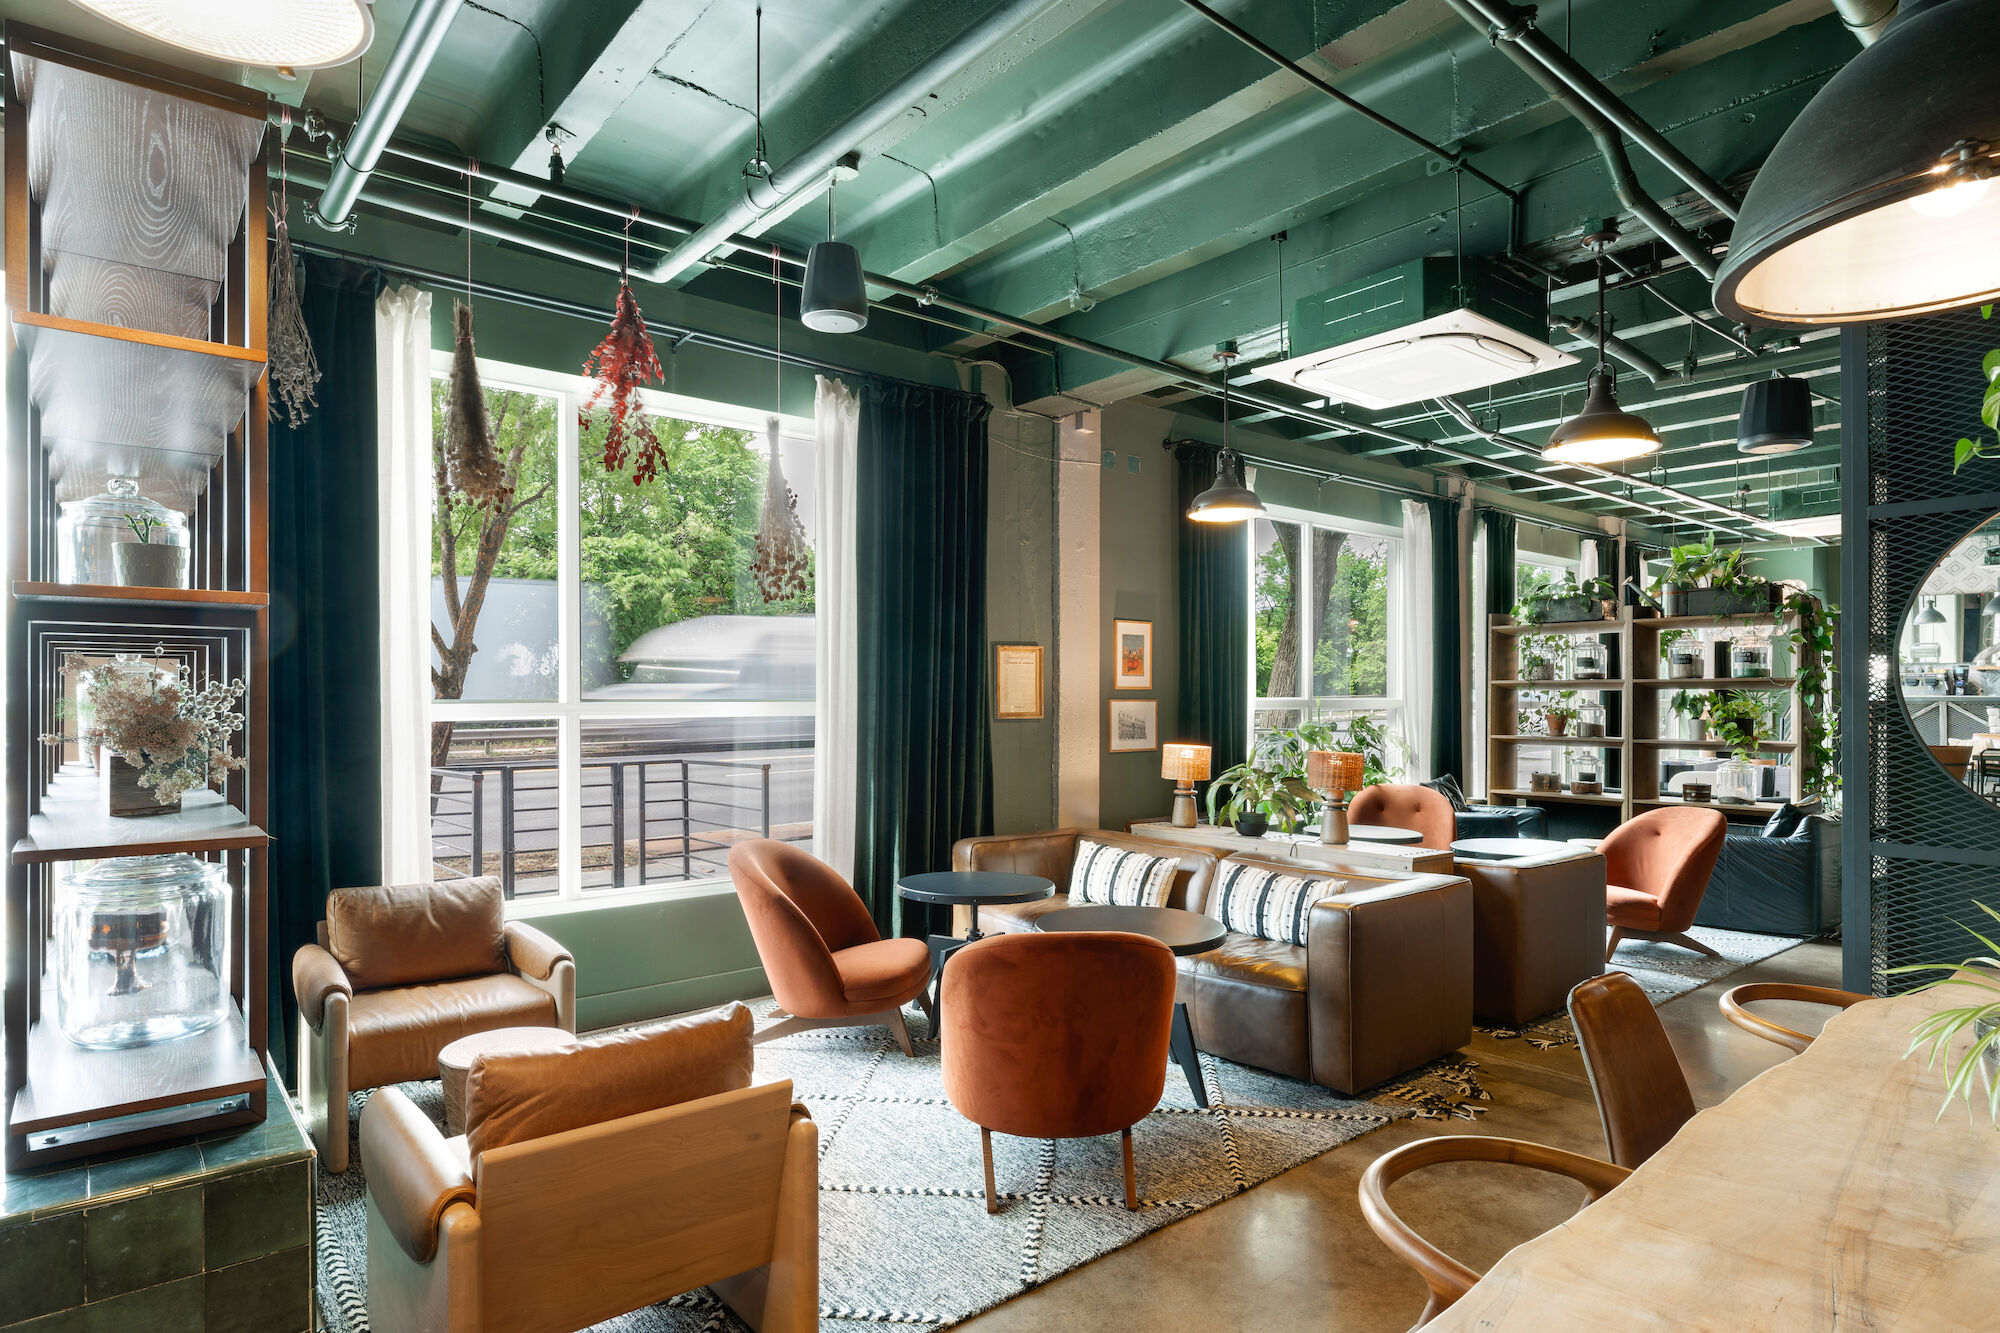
[1731,634,1773,679]
[1569,638,1609,680]
[1566,748,1603,795]
[56,854,230,1048]
[1712,757,1759,806]
[1574,702,1608,738]
[56,478,190,589]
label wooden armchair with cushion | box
[292,876,575,1172]
[1568,972,1695,1168]
[361,1004,815,1333]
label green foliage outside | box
[1253,525,1390,698]
[430,384,814,691]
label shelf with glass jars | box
[5,31,270,1169]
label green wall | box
[1096,403,1181,831]
[987,401,1059,833]
[524,889,767,1031]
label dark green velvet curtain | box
[1588,534,1617,586]
[1479,509,1517,616]
[1174,445,1250,774]
[853,380,994,938]
[266,257,384,1078]
[1429,498,1465,783]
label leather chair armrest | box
[502,921,571,982]
[293,943,352,1032]
[360,1087,475,1264]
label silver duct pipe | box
[1550,314,1670,382]
[313,0,465,228]
[1548,316,1830,389]
[643,0,1050,285]
[1832,0,1898,44]
[1453,0,1741,220]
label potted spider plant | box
[1886,903,2000,1121]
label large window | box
[1251,510,1401,744]
[427,357,816,903]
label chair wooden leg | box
[1659,930,1722,961]
[982,1128,999,1214]
[1121,1127,1138,1211]
[752,1015,822,1046]
[1605,927,1625,963]
[885,1007,916,1057]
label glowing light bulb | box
[1909,174,1991,218]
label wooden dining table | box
[1426,983,2000,1330]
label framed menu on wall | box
[994,643,1044,720]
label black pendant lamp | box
[801,184,868,334]
[1714,0,2000,326]
[1187,346,1266,523]
[1737,376,1816,454]
[1545,257,1662,466]
[1917,597,1949,625]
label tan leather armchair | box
[1454,847,1607,1025]
[293,876,575,1172]
[361,1006,815,1333]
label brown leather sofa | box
[1454,847,1608,1026]
[360,1004,816,1332]
[953,829,1473,1095]
[292,876,576,1172]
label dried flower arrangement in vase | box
[41,654,247,816]
[583,281,669,484]
[753,417,810,602]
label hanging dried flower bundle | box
[582,281,669,484]
[267,207,319,427]
[753,417,811,603]
[447,301,508,505]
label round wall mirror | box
[1899,513,2000,795]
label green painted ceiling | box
[5,0,1870,535]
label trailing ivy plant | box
[1783,590,1840,805]
[1952,304,2000,472]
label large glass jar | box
[1566,749,1603,795]
[1712,758,1759,806]
[1731,635,1773,679]
[56,478,190,588]
[1569,639,1609,680]
[56,854,229,1048]
[1667,639,1705,680]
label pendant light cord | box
[1593,253,1609,376]
[753,6,769,175]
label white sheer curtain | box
[376,285,434,882]
[1579,536,1601,584]
[813,375,861,881]
[1400,499,1435,783]
[1470,522,1490,799]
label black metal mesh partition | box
[1842,310,2000,993]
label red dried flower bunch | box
[582,281,669,485]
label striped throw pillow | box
[1069,839,1178,908]
[1206,862,1346,947]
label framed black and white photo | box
[1113,618,1153,690]
[1106,698,1158,752]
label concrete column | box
[1055,412,1102,828]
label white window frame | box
[1247,504,1405,745]
[426,352,816,914]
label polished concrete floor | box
[958,940,1846,1333]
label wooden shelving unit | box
[1484,606,1821,829]
[4,27,270,1170]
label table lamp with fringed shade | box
[1161,743,1212,828]
[1306,750,1366,846]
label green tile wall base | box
[0,1069,313,1331]
[575,964,769,1031]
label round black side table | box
[896,870,1056,1039]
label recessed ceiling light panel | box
[63,0,374,70]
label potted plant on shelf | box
[1668,689,1708,742]
[1698,545,1784,617]
[1656,538,1719,617]
[1519,632,1565,682]
[113,511,187,589]
[1536,690,1581,738]
[40,653,246,817]
[1517,571,1617,624]
[1206,761,1300,837]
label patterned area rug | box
[316,925,1805,1332]
[1480,925,1810,1050]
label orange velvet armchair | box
[940,931,1176,1212]
[1601,806,1728,961]
[729,840,934,1053]
[1349,784,1456,851]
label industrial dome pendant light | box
[1737,374,1816,454]
[1714,0,2000,325]
[1917,597,1949,625]
[1544,250,1663,466]
[64,0,373,69]
[1187,346,1266,523]
[800,183,868,334]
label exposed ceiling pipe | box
[1832,0,1898,44]
[1547,317,1831,389]
[312,0,465,229]
[1549,314,1670,383]
[288,138,1777,537]
[1454,0,1741,220]
[642,0,1052,286]
[1440,0,1716,278]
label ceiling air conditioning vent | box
[1256,258,1574,410]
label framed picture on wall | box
[1107,699,1158,752]
[1113,619,1153,690]
[994,643,1044,720]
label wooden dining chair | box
[1929,744,1973,782]
[1567,972,1695,1168]
[1718,983,1870,1054]
[1359,1136,1631,1329]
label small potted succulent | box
[113,512,187,589]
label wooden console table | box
[1427,984,1999,1330]
[1126,821,1454,877]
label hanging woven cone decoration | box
[753,416,810,603]
[447,300,508,504]
[267,206,319,427]
[583,281,669,484]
